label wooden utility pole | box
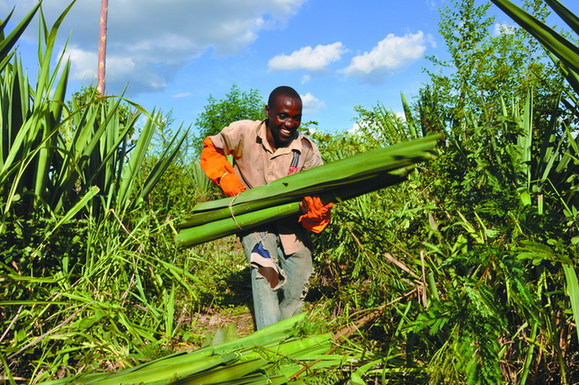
[97,0,108,95]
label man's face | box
[265,94,302,148]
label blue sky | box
[1,0,577,134]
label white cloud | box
[172,92,191,99]
[268,42,347,72]
[348,122,361,134]
[395,111,406,121]
[3,0,306,94]
[300,92,325,114]
[424,0,440,10]
[66,47,98,83]
[340,31,429,83]
[493,23,517,36]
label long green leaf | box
[89,354,239,385]
[0,3,41,65]
[562,263,579,344]
[1,110,60,214]
[34,313,345,385]
[544,0,579,33]
[116,110,158,210]
[33,1,76,103]
[176,136,437,247]
[182,358,268,385]
[176,171,408,247]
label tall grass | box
[0,2,199,382]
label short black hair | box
[268,86,301,107]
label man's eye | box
[278,114,289,119]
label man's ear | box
[264,104,270,118]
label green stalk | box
[176,201,299,247]
[43,314,324,385]
[176,170,409,247]
[544,0,579,33]
[519,322,538,385]
[179,135,438,231]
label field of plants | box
[1,0,577,384]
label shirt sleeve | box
[301,136,324,171]
[208,120,249,157]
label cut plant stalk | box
[176,170,409,247]
[188,134,438,215]
[176,135,439,247]
[38,314,341,385]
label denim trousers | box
[241,231,313,330]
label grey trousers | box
[241,231,313,330]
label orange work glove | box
[219,171,246,197]
[200,137,246,197]
[298,196,334,233]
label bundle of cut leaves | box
[176,135,440,247]
[37,314,348,385]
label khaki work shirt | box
[209,120,323,254]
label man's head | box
[265,86,302,149]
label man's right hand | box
[219,171,246,197]
[200,137,246,196]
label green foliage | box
[353,102,418,146]
[144,159,199,216]
[0,2,197,381]
[310,71,576,382]
[1,212,206,381]
[192,84,265,154]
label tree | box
[427,0,564,130]
[192,84,265,154]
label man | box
[200,86,333,329]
